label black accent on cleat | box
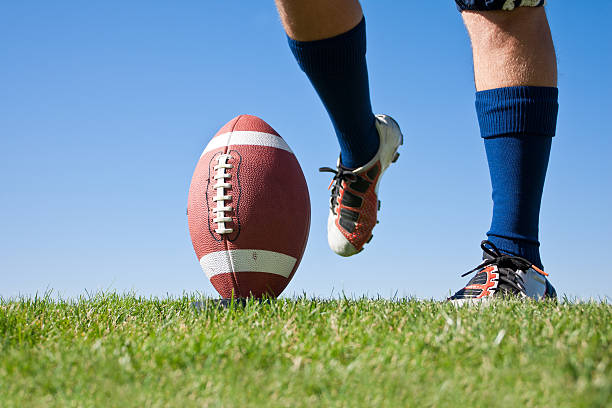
[340,208,359,222]
[366,234,373,243]
[366,165,380,180]
[377,200,381,211]
[339,208,359,233]
[339,218,356,233]
[341,190,363,208]
[350,177,371,193]
[392,152,400,163]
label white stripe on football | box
[199,249,297,279]
[202,131,293,156]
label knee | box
[462,5,548,38]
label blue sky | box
[1,1,611,300]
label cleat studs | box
[377,200,381,211]
[392,152,400,163]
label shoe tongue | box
[482,249,531,262]
[482,249,518,262]
[481,251,513,271]
[481,250,528,276]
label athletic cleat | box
[449,240,557,305]
[319,114,403,256]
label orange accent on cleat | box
[531,264,549,276]
[321,114,403,257]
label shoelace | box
[319,165,358,215]
[461,240,549,294]
[212,154,234,234]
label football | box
[187,115,310,298]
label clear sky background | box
[1,1,611,301]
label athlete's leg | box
[274,0,378,169]
[275,1,402,257]
[275,0,363,42]
[449,2,559,302]
[462,6,556,91]
[461,3,558,269]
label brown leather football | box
[188,115,310,298]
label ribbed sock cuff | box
[287,17,366,75]
[476,86,559,139]
[487,234,543,270]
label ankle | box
[487,235,543,270]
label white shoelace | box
[212,154,233,234]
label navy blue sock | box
[476,86,559,269]
[288,18,379,169]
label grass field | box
[0,294,610,407]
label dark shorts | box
[455,0,546,11]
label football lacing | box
[212,154,233,234]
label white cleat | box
[319,114,403,256]
[449,240,557,305]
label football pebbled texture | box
[188,115,310,298]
